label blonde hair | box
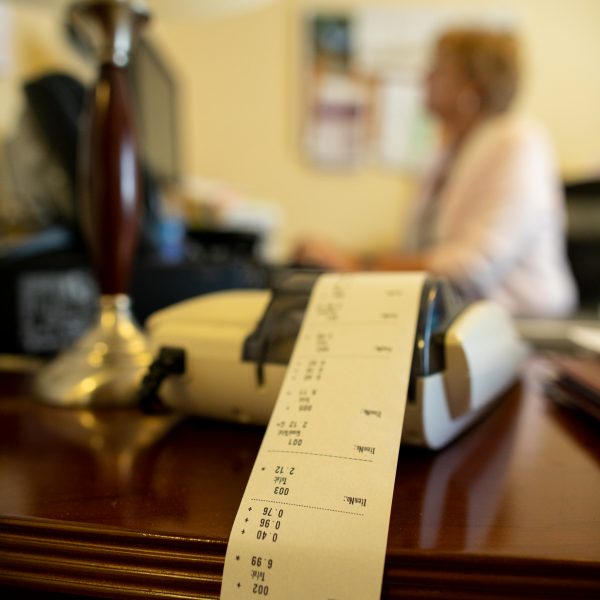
[437,28,520,114]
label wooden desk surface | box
[1,362,599,599]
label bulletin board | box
[301,7,514,172]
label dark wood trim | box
[2,516,599,599]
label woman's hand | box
[292,238,361,272]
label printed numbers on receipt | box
[220,272,426,600]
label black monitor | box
[129,36,181,188]
[564,179,600,313]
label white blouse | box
[411,114,578,318]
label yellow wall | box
[4,0,600,259]
[149,0,600,259]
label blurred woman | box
[295,27,577,318]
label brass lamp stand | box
[35,0,153,408]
